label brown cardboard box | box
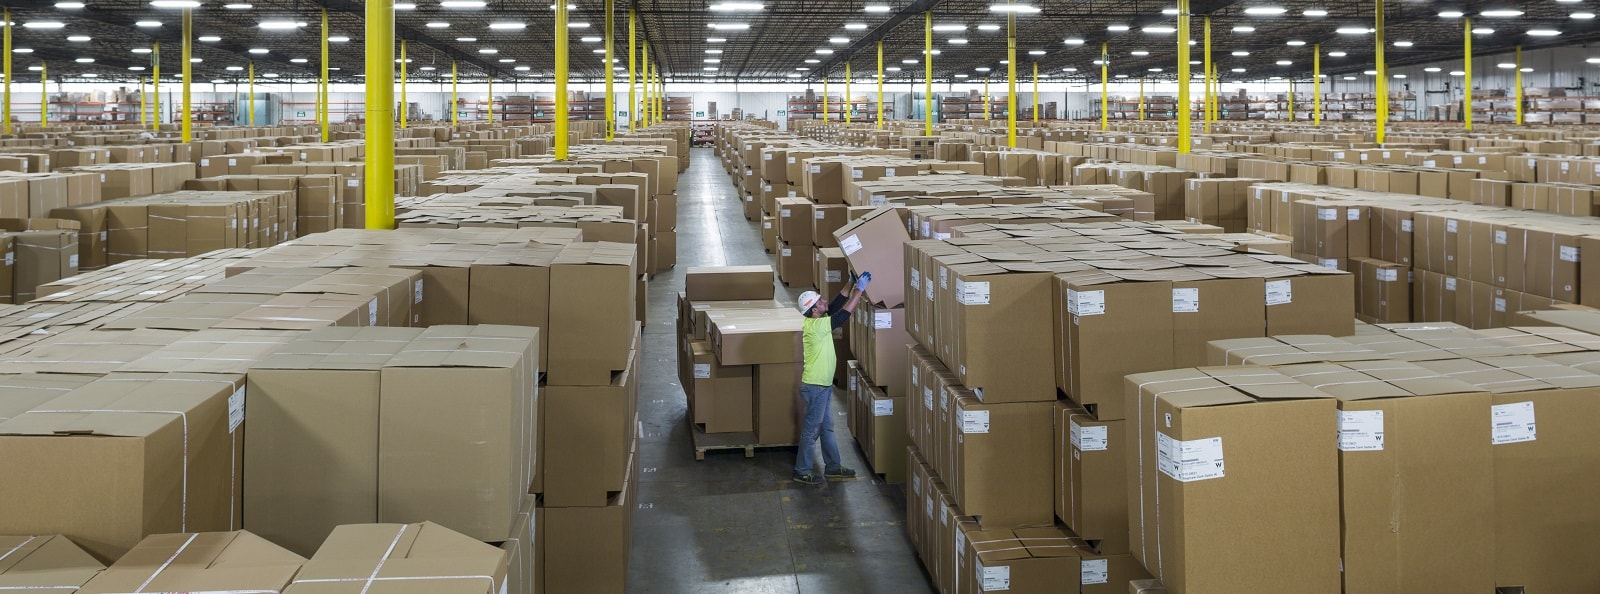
[1266,269,1356,336]
[950,390,1053,529]
[469,243,561,369]
[0,372,245,562]
[78,531,304,594]
[541,327,639,506]
[548,242,636,385]
[1059,274,1173,419]
[860,385,907,482]
[948,262,1056,403]
[541,446,636,594]
[1077,546,1153,593]
[7,225,79,303]
[0,534,104,592]
[379,325,539,542]
[710,311,801,366]
[775,197,816,246]
[813,204,848,249]
[245,327,426,557]
[285,522,509,594]
[1124,367,1341,594]
[959,526,1080,593]
[778,242,816,288]
[1276,361,1494,594]
[815,247,848,298]
[684,265,774,301]
[834,207,912,307]
[1055,402,1129,555]
[754,362,801,444]
[501,495,537,594]
[761,216,778,252]
[1354,258,1412,324]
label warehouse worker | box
[793,271,872,485]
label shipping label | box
[956,280,991,305]
[1066,289,1106,316]
[978,563,1010,592]
[1265,279,1293,305]
[1156,433,1225,482]
[1337,410,1385,451]
[1070,420,1109,452]
[1171,288,1199,313]
[840,234,863,256]
[960,409,990,434]
[873,399,894,416]
[228,386,246,433]
[693,364,711,379]
[1492,401,1537,444]
[1081,559,1109,585]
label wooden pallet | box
[691,422,795,461]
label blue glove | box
[855,271,872,291]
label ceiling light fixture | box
[11,48,32,53]
[1232,67,1246,72]
[479,48,498,53]
[1425,67,1442,72]
[259,20,306,29]
[978,23,1001,31]
[224,3,252,7]
[1131,50,1149,55]
[1573,12,1597,19]
[329,35,350,42]
[25,21,66,29]
[488,22,526,29]
[66,35,90,41]
[1336,26,1372,34]
[1480,9,1523,16]
[1029,49,1046,55]
[1065,37,1085,45]
[709,2,764,10]
[199,35,221,41]
[949,38,968,44]
[581,36,601,42]
[1303,9,1327,16]
[74,57,93,63]
[1233,26,1255,32]
[1472,27,1494,34]
[1232,50,1250,56]
[1107,24,1130,31]
[440,0,487,7]
[248,48,269,53]
[149,0,201,7]
[1527,28,1562,36]
[54,1,85,7]
[1449,70,1465,75]
[990,3,1041,13]
[864,4,891,12]
[427,21,450,27]
[1276,59,1292,65]
[1144,26,1176,33]
[1393,40,1413,46]
[831,37,850,43]
[290,58,308,63]
[706,23,749,30]
[707,37,727,42]
[129,66,146,70]
[932,24,967,31]
[706,49,723,54]
[1327,50,1346,56]
[845,22,868,30]
[1287,40,1306,46]
[1243,6,1287,15]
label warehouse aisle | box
[628,148,934,593]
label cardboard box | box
[1276,361,1494,594]
[285,522,509,594]
[815,247,849,298]
[1124,367,1340,594]
[777,242,816,288]
[775,197,816,246]
[754,362,801,444]
[379,325,539,542]
[684,265,774,301]
[1055,402,1129,555]
[541,446,636,594]
[500,495,537,594]
[77,531,304,594]
[0,372,245,562]
[949,262,1056,403]
[958,525,1080,593]
[949,390,1053,529]
[0,534,105,592]
[548,242,636,385]
[812,204,848,249]
[245,327,426,557]
[833,207,912,307]
[709,310,802,365]
[541,327,639,507]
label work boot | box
[824,467,858,481]
[793,472,823,485]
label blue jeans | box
[794,383,841,476]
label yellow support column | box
[399,39,407,129]
[38,62,44,127]
[487,76,494,123]
[1177,0,1190,153]
[1510,46,1523,125]
[1099,42,1108,131]
[1314,44,1322,125]
[642,47,651,126]
[924,11,933,135]
[451,61,458,126]
[181,8,192,142]
[3,9,11,136]
[1203,16,1212,133]
[876,41,884,129]
[628,10,637,131]
[1032,62,1039,123]
[1006,9,1017,147]
[1288,77,1295,122]
[846,62,853,125]
[321,9,330,140]
[141,77,148,127]
[604,0,615,140]
[656,68,663,122]
[823,74,829,124]
[247,61,254,126]
[555,0,569,159]
[1375,0,1387,143]
[152,43,160,129]
[984,77,991,120]
[1464,18,1472,130]
[364,0,396,229]
[1139,77,1145,121]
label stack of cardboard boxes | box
[676,265,804,444]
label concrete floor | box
[627,148,935,593]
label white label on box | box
[925,279,934,301]
[1492,401,1537,444]
[1377,268,1398,282]
[1445,277,1458,291]
[1333,151,1345,160]
[1338,410,1385,451]
[1494,298,1507,312]
[910,269,921,290]
[1081,559,1109,585]
[1401,219,1414,232]
[764,153,773,161]
[1495,230,1508,244]
[826,270,842,283]
[1348,209,1361,221]
[933,232,951,240]
[1360,153,1370,161]
[781,209,792,218]
[852,169,864,179]
[1157,433,1225,482]
[955,529,967,557]
[347,179,359,187]
[874,311,893,329]
[961,409,990,434]
[1067,289,1106,316]
[815,210,827,220]
[1171,288,1200,313]
[1561,246,1580,263]
[874,399,894,416]
[228,158,238,167]
[782,248,792,257]
[1320,258,1340,270]
[911,366,919,384]
[921,222,932,237]
[99,230,107,241]
[200,159,211,167]
[1447,220,1458,233]
[810,165,822,174]
[1422,160,1437,168]
[979,564,1010,592]
[870,194,887,206]
[100,174,106,182]
[788,157,796,164]
[885,168,897,176]
[693,364,711,379]
[4,252,12,266]
[924,387,934,411]
[763,184,772,192]
[1069,420,1109,452]
[368,298,379,325]
[763,221,773,229]
[68,254,78,268]
[414,280,424,304]
[912,473,922,495]
[1318,208,1338,221]
[228,386,246,433]
[849,375,858,391]
[956,280,991,305]
[840,234,863,256]
[789,191,798,197]
[939,267,949,289]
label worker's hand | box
[855,272,872,291]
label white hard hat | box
[797,291,822,314]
